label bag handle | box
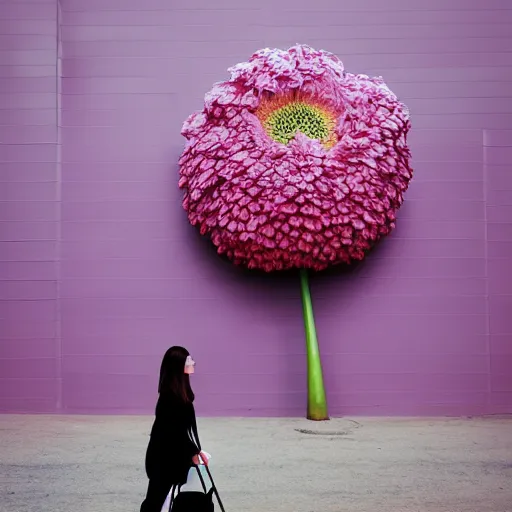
[194,464,208,493]
[170,465,226,512]
[193,463,226,512]
[169,483,181,511]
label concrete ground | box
[0,415,511,512]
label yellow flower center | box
[256,92,338,149]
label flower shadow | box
[187,222,386,295]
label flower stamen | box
[256,91,338,149]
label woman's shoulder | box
[155,394,195,425]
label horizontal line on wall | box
[0,340,55,345]
[0,259,56,263]
[0,161,59,164]
[0,298,493,305]
[57,95,512,102]
[57,79,512,85]
[39,291,498,298]
[247,351,493,357]
[56,253,490,259]
[56,114,504,120]
[56,110,512,119]
[38,233,494,238]
[50,132,495,141]
[0,74,56,79]
[59,21,512,28]
[31,313,492,320]
[56,52,512,57]
[53,48,512,56]
[49,198,492,204]
[195,387,492,394]
[1,277,492,283]
[0,280,55,283]
[58,35,512,43]
[45,180,484,185]
[0,64,55,67]
[59,17,512,23]
[0,241,59,244]
[50,41,512,52]
[0,259,490,265]
[0,300,56,304]
[0,296,56,301]
[0,278,491,286]
[58,351,490,357]
[0,357,56,361]
[2,227,496,233]
[58,51,512,58]
[0,181,58,184]
[13,91,512,100]
[0,143,56,147]
[57,35,512,42]
[2,91,510,102]
[56,94,512,102]
[59,4,512,12]
[59,7,512,13]
[57,49,509,59]
[55,159,483,165]
[55,118,510,126]
[0,214,495,219]
[47,254,496,260]
[0,238,493,244]
[5,277,490,285]
[56,77,512,84]
[52,179,484,185]
[0,378,56,381]
[54,253,492,261]
[0,179,486,185]
[0,266,498,274]
[1,369,493,375]
[1,235,493,242]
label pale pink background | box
[1,0,511,416]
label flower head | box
[178,44,413,272]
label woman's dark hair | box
[158,346,194,403]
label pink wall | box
[0,0,61,411]
[1,0,511,416]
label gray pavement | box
[1,415,511,512]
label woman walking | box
[140,346,208,511]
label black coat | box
[145,393,201,484]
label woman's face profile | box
[184,355,195,374]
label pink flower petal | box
[179,44,413,272]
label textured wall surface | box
[1,0,511,415]
[0,0,61,412]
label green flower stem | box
[299,269,329,421]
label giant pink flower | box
[178,44,413,272]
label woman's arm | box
[157,395,200,461]
[190,403,202,452]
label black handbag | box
[169,464,225,512]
